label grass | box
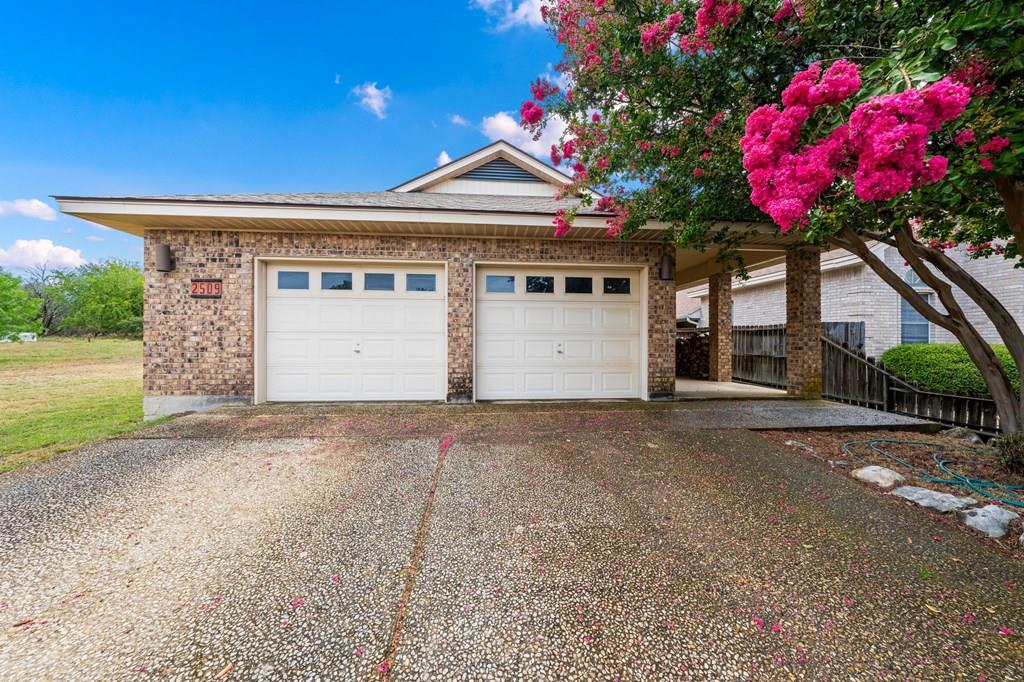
[0,337,145,473]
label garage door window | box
[486,275,515,293]
[321,272,352,290]
[565,276,593,294]
[365,273,395,291]
[603,277,631,294]
[526,276,555,293]
[278,271,309,289]
[406,273,436,292]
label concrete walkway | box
[1,402,1016,680]
[676,377,790,400]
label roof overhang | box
[55,197,672,241]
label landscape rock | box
[956,505,1020,538]
[891,486,976,512]
[852,465,905,488]
[940,426,985,444]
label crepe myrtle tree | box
[523,0,1024,432]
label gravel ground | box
[0,402,1020,680]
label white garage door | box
[265,262,446,401]
[476,267,643,400]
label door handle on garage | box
[354,342,362,354]
[556,341,564,354]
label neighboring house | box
[680,243,1024,359]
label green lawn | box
[0,337,145,473]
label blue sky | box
[0,0,560,270]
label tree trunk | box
[994,175,1024,248]
[832,227,1022,433]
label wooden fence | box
[821,337,1002,435]
[732,324,787,388]
[677,324,1003,434]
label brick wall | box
[785,247,822,398]
[143,229,677,401]
[706,272,732,382]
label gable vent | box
[458,158,542,183]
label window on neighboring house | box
[900,270,931,344]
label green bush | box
[996,431,1024,475]
[0,271,41,337]
[55,261,143,338]
[880,343,1019,398]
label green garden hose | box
[841,438,1024,508]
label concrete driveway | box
[1,401,1021,680]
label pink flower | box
[553,209,572,238]
[980,157,995,171]
[700,149,712,160]
[530,78,559,101]
[595,157,610,169]
[291,597,305,609]
[998,626,1015,636]
[561,139,577,159]
[376,659,391,673]
[330,574,340,584]
[962,612,977,624]
[519,100,544,126]
[980,135,1010,155]
[954,129,975,147]
[550,145,562,165]
[638,140,652,152]
[693,167,704,177]
[591,112,602,123]
[752,617,766,631]
[354,645,366,657]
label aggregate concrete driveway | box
[1,401,1021,680]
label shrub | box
[55,260,143,337]
[880,343,1019,398]
[0,271,41,337]
[996,431,1024,475]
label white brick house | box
[680,243,1024,359]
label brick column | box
[785,247,822,398]
[707,271,733,382]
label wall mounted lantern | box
[155,244,175,272]
[659,251,675,281]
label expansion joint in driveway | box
[378,434,455,679]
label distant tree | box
[22,263,69,335]
[57,261,143,337]
[0,270,41,338]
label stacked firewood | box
[676,332,710,379]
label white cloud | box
[473,0,545,30]
[85,234,104,242]
[0,239,86,269]
[0,199,58,221]
[436,150,452,167]
[450,114,470,127]
[352,82,393,119]
[480,111,567,158]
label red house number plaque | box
[190,279,223,299]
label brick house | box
[58,141,822,418]
[680,243,1024,359]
